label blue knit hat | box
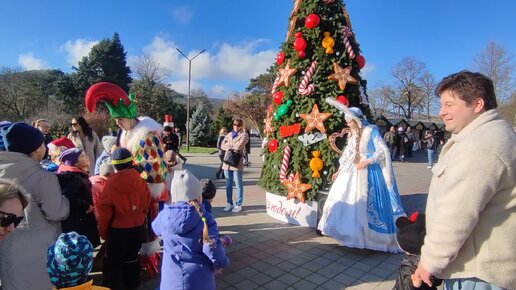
[47,232,93,288]
[59,148,83,166]
[111,147,133,170]
[0,122,44,154]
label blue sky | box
[1,0,515,99]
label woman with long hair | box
[220,119,249,213]
[67,116,101,174]
[318,98,405,253]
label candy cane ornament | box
[271,75,281,94]
[298,60,317,96]
[279,145,294,181]
[341,26,355,59]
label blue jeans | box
[427,149,435,166]
[224,170,243,206]
[444,278,504,290]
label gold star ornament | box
[282,172,311,203]
[299,103,332,133]
[327,63,357,91]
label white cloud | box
[138,36,276,87]
[167,80,202,95]
[172,6,194,25]
[62,39,99,67]
[18,53,48,70]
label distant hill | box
[173,95,227,112]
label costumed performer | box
[84,82,168,278]
[317,97,405,253]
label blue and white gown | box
[318,125,405,253]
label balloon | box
[305,14,320,29]
[274,99,293,121]
[268,139,278,153]
[273,91,283,105]
[336,95,349,106]
[357,55,366,69]
[276,51,285,65]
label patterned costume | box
[85,82,167,278]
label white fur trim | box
[359,126,394,188]
[122,117,163,150]
[148,183,165,199]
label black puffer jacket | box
[57,166,100,247]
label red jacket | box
[97,168,151,240]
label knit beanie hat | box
[101,136,117,153]
[111,147,133,171]
[99,159,114,176]
[171,169,202,203]
[46,232,93,288]
[59,148,83,166]
[201,179,216,200]
[395,212,426,254]
[0,122,44,154]
[48,137,75,151]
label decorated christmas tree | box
[259,0,370,202]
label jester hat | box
[85,82,138,119]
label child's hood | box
[163,203,203,235]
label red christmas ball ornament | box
[276,51,285,65]
[273,91,284,105]
[293,32,307,59]
[336,95,349,106]
[305,14,320,29]
[268,139,279,153]
[356,55,366,69]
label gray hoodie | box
[0,151,69,290]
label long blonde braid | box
[353,127,363,165]
[188,200,210,244]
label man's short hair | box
[435,70,497,111]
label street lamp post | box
[176,48,206,151]
[220,88,231,108]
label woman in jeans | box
[220,119,249,213]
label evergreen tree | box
[210,106,233,137]
[259,0,370,201]
[56,33,132,115]
[189,103,212,146]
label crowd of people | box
[0,70,514,290]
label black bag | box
[223,149,242,167]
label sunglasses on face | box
[70,123,78,126]
[233,123,242,127]
[0,210,24,228]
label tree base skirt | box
[265,192,318,228]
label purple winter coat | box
[152,202,229,290]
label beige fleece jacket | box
[421,110,516,289]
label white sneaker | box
[426,165,432,169]
[231,205,242,213]
[223,204,233,212]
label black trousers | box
[102,226,144,290]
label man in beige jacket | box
[413,71,516,289]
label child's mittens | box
[220,235,232,246]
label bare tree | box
[368,84,397,117]
[133,54,169,83]
[419,71,438,120]
[191,88,213,113]
[473,42,515,104]
[225,92,269,133]
[391,57,430,119]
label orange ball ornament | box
[309,150,324,178]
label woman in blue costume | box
[318,98,405,253]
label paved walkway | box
[137,138,434,290]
